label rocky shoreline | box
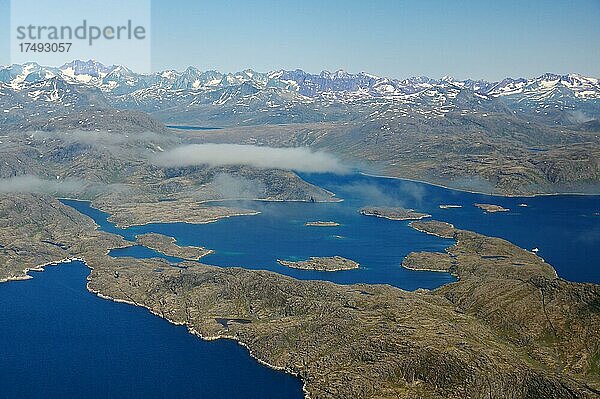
[401,252,455,273]
[359,206,431,221]
[474,203,510,213]
[85,275,312,399]
[96,200,260,228]
[304,221,340,227]
[277,256,359,271]
[136,233,213,261]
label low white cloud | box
[152,144,349,173]
[0,175,129,195]
[211,173,267,199]
[0,175,86,194]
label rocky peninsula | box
[136,233,213,261]
[277,256,359,271]
[94,200,260,228]
[409,220,456,238]
[402,252,455,272]
[359,206,431,221]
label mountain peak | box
[60,59,115,79]
[538,72,561,81]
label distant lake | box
[0,260,303,399]
[166,125,222,131]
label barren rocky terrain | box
[181,119,600,195]
[1,194,598,399]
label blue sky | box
[1,0,599,80]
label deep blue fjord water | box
[64,172,599,286]
[1,172,598,399]
[302,173,600,284]
[0,260,303,399]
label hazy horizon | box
[0,0,599,81]
[2,57,599,83]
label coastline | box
[0,257,84,284]
[361,212,431,221]
[83,264,311,399]
[405,221,558,280]
[60,198,262,229]
[10,235,311,397]
[19,251,312,398]
[409,225,454,239]
[200,197,344,204]
[304,221,340,227]
[359,172,600,198]
[400,263,455,275]
[1,201,592,397]
[108,210,261,229]
[135,233,214,261]
[401,223,459,277]
[277,256,360,272]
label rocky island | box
[277,256,359,271]
[136,233,213,261]
[305,221,340,227]
[359,206,431,221]
[439,204,462,209]
[474,203,510,213]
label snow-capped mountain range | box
[2,60,598,99]
[1,60,598,127]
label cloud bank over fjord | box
[152,144,349,174]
